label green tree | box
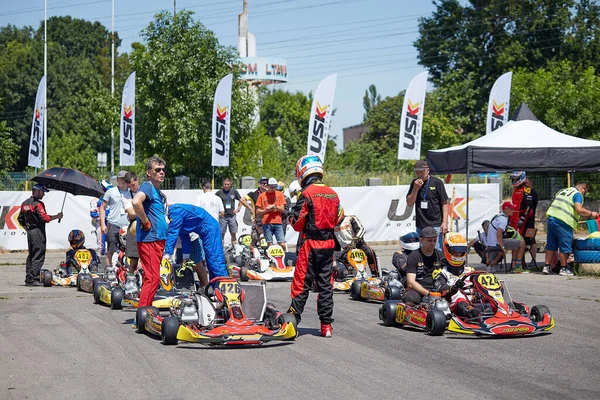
[131,11,255,178]
[362,84,381,121]
[0,119,19,175]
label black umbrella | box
[31,167,106,222]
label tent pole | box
[567,171,570,187]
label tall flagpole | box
[43,0,47,169]
[110,0,115,174]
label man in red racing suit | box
[287,155,344,338]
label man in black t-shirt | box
[245,177,269,247]
[403,227,444,305]
[215,178,250,243]
[406,160,449,250]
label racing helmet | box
[100,179,112,192]
[276,180,285,192]
[119,225,128,248]
[295,155,324,187]
[399,229,420,252]
[68,229,85,250]
[510,171,526,188]
[443,232,467,273]
[288,180,301,199]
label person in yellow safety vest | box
[544,182,598,276]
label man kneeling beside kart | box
[402,227,444,305]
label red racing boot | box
[321,324,333,338]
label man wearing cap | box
[245,177,269,247]
[486,201,526,273]
[406,160,449,250]
[256,178,287,250]
[18,184,63,286]
[215,178,250,243]
[100,170,132,269]
[403,226,444,304]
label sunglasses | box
[153,167,166,173]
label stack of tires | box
[573,238,600,263]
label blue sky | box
[1,0,440,150]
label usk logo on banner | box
[120,71,136,166]
[398,71,428,161]
[28,76,45,168]
[307,74,337,162]
[212,74,233,167]
[486,71,512,135]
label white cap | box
[268,177,278,186]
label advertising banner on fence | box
[212,74,233,167]
[28,76,45,168]
[120,71,136,166]
[0,184,498,250]
[398,71,428,161]
[307,74,337,162]
[486,71,512,135]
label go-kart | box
[379,271,555,337]
[228,234,296,281]
[349,267,404,302]
[444,271,554,336]
[40,249,100,292]
[135,277,297,346]
[93,258,195,310]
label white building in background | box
[237,0,288,85]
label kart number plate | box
[395,305,406,323]
[477,273,501,290]
[240,235,252,247]
[218,281,241,295]
[268,247,284,257]
[348,250,366,262]
[75,250,91,262]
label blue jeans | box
[416,226,443,250]
[263,224,285,244]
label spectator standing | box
[100,171,132,268]
[544,182,597,276]
[256,178,287,250]
[215,178,250,243]
[18,184,63,286]
[276,181,292,235]
[245,177,268,247]
[406,160,449,250]
[197,181,225,222]
[132,156,168,310]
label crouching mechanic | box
[163,204,228,283]
[334,214,379,276]
[287,155,344,338]
[64,229,100,274]
[403,227,443,305]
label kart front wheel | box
[531,305,551,323]
[77,273,91,292]
[350,280,363,301]
[136,306,150,334]
[379,301,397,326]
[110,287,124,310]
[161,317,180,345]
[41,269,52,287]
[426,309,446,336]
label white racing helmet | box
[288,180,301,199]
[400,229,420,251]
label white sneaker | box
[542,266,550,275]
[559,268,574,276]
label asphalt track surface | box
[1,246,599,400]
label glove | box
[517,216,525,228]
[141,220,152,231]
[453,279,465,290]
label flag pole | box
[212,166,215,190]
[110,0,115,174]
[43,0,47,169]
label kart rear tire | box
[277,313,298,340]
[135,306,150,334]
[379,301,397,326]
[385,285,402,300]
[110,287,124,310]
[531,305,551,323]
[350,280,363,301]
[41,269,52,287]
[234,256,243,266]
[161,317,180,345]
[76,273,90,292]
[93,281,109,304]
[240,266,249,282]
[426,309,446,336]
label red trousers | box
[137,240,165,307]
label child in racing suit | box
[334,214,378,277]
[64,229,100,274]
[392,229,421,279]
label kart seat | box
[240,283,267,321]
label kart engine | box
[124,275,139,295]
[385,270,403,289]
[105,266,117,283]
[179,297,199,324]
[433,298,451,317]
